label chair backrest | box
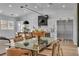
[14,36,23,42]
[0,37,11,48]
[52,40,60,56]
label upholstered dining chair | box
[0,37,11,56]
[14,34,23,42]
[0,37,11,48]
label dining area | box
[0,3,78,56]
[0,34,77,56]
[1,23,77,56]
[0,28,63,56]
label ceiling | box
[0,3,77,17]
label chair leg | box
[59,48,63,56]
[61,48,63,56]
[58,45,60,56]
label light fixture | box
[34,6,38,8]
[62,5,66,8]
[47,3,53,7]
[9,4,12,7]
[23,21,29,24]
[47,4,50,7]
[20,5,43,15]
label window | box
[0,20,14,30]
[8,21,14,30]
[0,20,8,30]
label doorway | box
[57,20,73,41]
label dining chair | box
[0,37,11,56]
[14,34,23,42]
[52,39,63,56]
[37,39,63,56]
[0,37,11,48]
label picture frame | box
[38,16,48,26]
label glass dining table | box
[1,37,54,56]
[15,37,54,56]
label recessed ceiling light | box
[0,10,2,13]
[9,4,12,7]
[47,4,50,7]
[34,6,38,8]
[47,3,53,7]
[62,5,66,8]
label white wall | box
[18,10,57,40]
[0,4,77,44]
[73,5,77,45]
[18,4,77,45]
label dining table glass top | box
[15,37,54,51]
